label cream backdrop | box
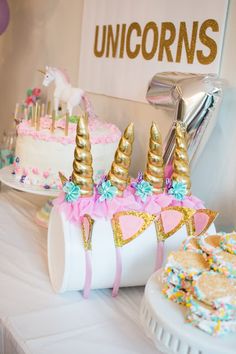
[0,0,235,230]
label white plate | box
[0,165,60,197]
[141,270,236,354]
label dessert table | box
[0,185,158,354]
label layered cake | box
[13,115,121,189]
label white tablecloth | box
[0,186,158,354]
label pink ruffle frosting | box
[17,116,121,145]
[53,184,205,223]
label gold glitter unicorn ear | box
[58,171,68,185]
[143,122,164,193]
[107,123,134,196]
[172,122,191,195]
[71,115,94,197]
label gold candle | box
[107,123,134,196]
[65,111,69,136]
[36,104,41,131]
[172,122,191,195]
[71,116,94,197]
[31,106,35,126]
[14,103,19,121]
[40,103,45,117]
[144,122,164,193]
[51,110,56,133]
[47,100,51,115]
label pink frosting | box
[53,185,205,223]
[17,116,121,145]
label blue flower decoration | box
[97,180,118,202]
[168,180,187,201]
[133,180,153,202]
[63,181,81,203]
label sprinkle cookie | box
[220,233,236,255]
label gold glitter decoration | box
[186,209,218,237]
[111,211,156,247]
[155,206,195,241]
[58,171,68,185]
[71,115,94,197]
[176,22,198,64]
[81,214,95,251]
[197,19,218,65]
[144,122,164,194]
[107,123,134,196]
[172,122,191,195]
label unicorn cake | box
[49,116,217,298]
[12,67,121,189]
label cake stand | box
[0,165,60,227]
[140,270,236,354]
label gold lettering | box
[106,24,120,57]
[176,22,198,63]
[141,22,158,60]
[119,24,126,58]
[94,25,107,57]
[126,22,141,59]
[197,19,218,65]
[158,22,176,62]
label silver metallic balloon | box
[146,72,223,175]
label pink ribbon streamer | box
[155,240,164,271]
[83,250,92,299]
[112,247,122,297]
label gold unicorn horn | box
[71,115,94,197]
[107,123,134,196]
[144,122,164,193]
[58,171,68,185]
[172,122,191,195]
[38,69,46,75]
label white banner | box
[79,0,229,102]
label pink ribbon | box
[155,240,164,271]
[83,250,92,299]
[112,247,122,297]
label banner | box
[79,0,229,102]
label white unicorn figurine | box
[40,66,94,117]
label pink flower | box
[32,167,39,175]
[25,96,33,106]
[43,171,50,179]
[33,88,41,97]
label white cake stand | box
[0,165,60,227]
[140,270,236,354]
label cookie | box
[181,236,202,254]
[198,234,222,255]
[186,312,236,336]
[162,283,188,305]
[192,271,236,309]
[209,250,236,278]
[220,233,236,255]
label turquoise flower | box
[63,181,81,203]
[134,180,153,202]
[168,180,187,201]
[97,180,118,202]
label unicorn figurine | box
[39,66,94,117]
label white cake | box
[13,116,121,190]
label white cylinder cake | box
[13,116,121,189]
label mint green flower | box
[97,180,118,202]
[63,181,81,203]
[168,180,187,201]
[134,180,153,202]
